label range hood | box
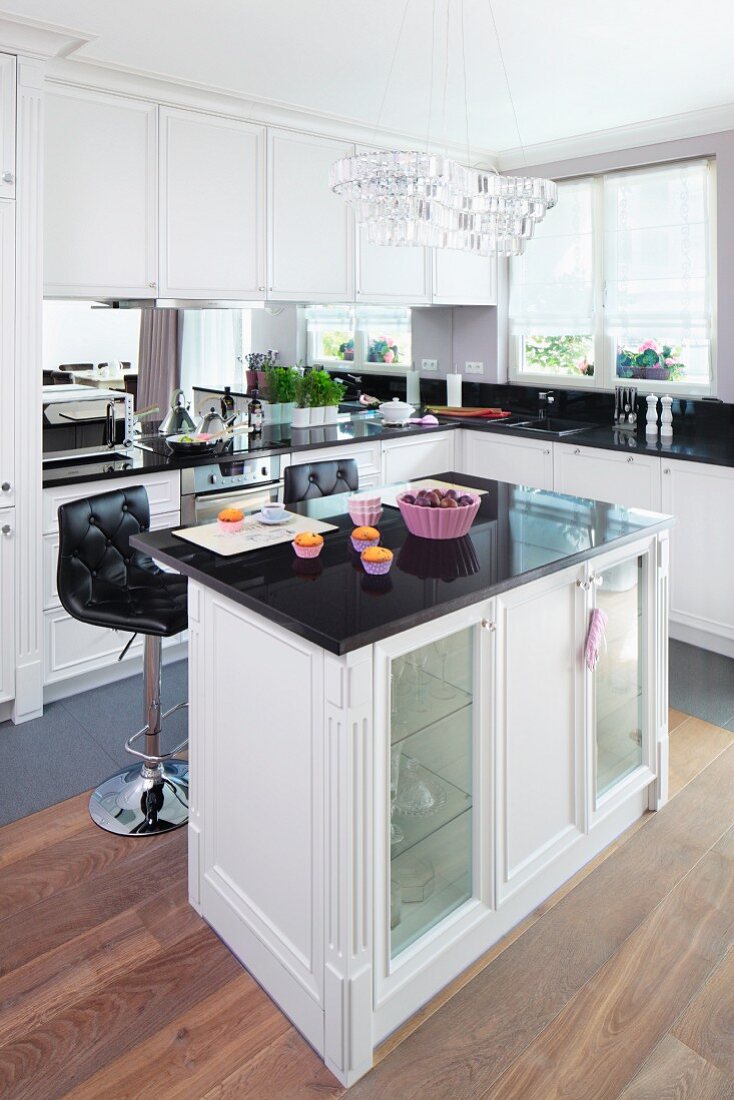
[93,298,272,310]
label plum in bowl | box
[396,488,481,540]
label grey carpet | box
[668,639,734,727]
[0,659,188,828]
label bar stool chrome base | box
[89,759,189,836]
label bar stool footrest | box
[124,701,189,762]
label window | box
[306,305,412,370]
[510,158,716,394]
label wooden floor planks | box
[0,711,732,1097]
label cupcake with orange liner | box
[351,525,380,553]
[361,545,393,575]
[217,506,245,534]
[292,531,324,559]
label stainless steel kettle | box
[158,388,196,435]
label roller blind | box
[604,158,712,339]
[509,178,594,336]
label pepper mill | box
[660,394,673,438]
[646,394,659,436]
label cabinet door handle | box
[574,448,581,455]
[543,448,550,455]
[627,456,634,463]
[480,619,496,632]
[1,481,10,492]
[148,281,157,289]
[2,171,13,184]
[663,468,671,475]
[1,523,12,536]
[258,286,265,292]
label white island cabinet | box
[141,477,672,1087]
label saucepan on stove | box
[166,423,252,455]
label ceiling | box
[3,0,734,159]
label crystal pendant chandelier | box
[329,0,558,257]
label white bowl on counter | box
[379,398,416,425]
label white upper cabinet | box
[554,444,661,512]
[357,225,431,304]
[0,55,15,200]
[268,130,354,301]
[159,109,265,299]
[432,248,496,305]
[44,86,158,297]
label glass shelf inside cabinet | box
[390,627,475,959]
[595,555,644,799]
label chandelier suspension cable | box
[460,0,473,170]
[487,0,527,167]
[439,0,451,156]
[371,0,412,145]
[425,0,438,152]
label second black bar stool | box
[57,486,189,836]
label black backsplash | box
[330,369,734,438]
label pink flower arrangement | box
[637,339,659,354]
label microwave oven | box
[42,385,134,462]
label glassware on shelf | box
[394,855,435,903]
[390,744,404,845]
[430,638,456,701]
[406,650,431,713]
[390,877,402,929]
[394,754,448,817]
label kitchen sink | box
[520,418,595,437]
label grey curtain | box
[136,309,184,415]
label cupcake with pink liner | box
[217,507,246,534]
[347,493,383,527]
[292,531,324,559]
[361,546,393,575]
[351,525,380,553]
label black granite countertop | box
[42,407,734,490]
[132,471,673,654]
[41,414,459,488]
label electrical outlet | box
[421,358,438,372]
[465,361,484,375]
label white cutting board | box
[381,479,488,509]
[173,511,338,557]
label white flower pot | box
[309,406,325,426]
[323,405,338,424]
[283,402,297,423]
[292,406,310,428]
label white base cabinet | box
[460,430,554,491]
[661,457,734,657]
[0,507,14,704]
[186,528,667,1086]
[554,443,662,511]
[381,432,455,485]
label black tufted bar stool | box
[283,458,359,505]
[57,486,189,836]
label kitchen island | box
[134,473,673,1086]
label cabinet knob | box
[627,456,634,463]
[543,448,550,455]
[2,171,13,184]
[592,574,604,587]
[574,448,581,455]
[1,523,12,536]
[663,468,671,475]
[1,481,10,492]
[148,282,157,289]
[258,286,265,292]
[480,619,496,632]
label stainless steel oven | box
[42,385,134,462]
[180,453,283,527]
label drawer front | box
[43,508,180,611]
[287,441,382,484]
[43,470,180,534]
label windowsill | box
[509,373,714,398]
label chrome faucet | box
[538,390,556,421]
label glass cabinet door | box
[389,626,475,959]
[594,555,645,799]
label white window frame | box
[509,158,717,397]
[307,304,413,375]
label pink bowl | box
[292,539,323,559]
[396,493,481,540]
[217,517,245,534]
[347,496,383,526]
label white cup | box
[261,502,288,521]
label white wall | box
[43,300,142,372]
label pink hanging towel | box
[585,608,608,671]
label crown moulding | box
[0,13,96,59]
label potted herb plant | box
[292,372,310,428]
[260,367,282,422]
[323,376,346,424]
[307,369,332,426]
[275,366,298,422]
